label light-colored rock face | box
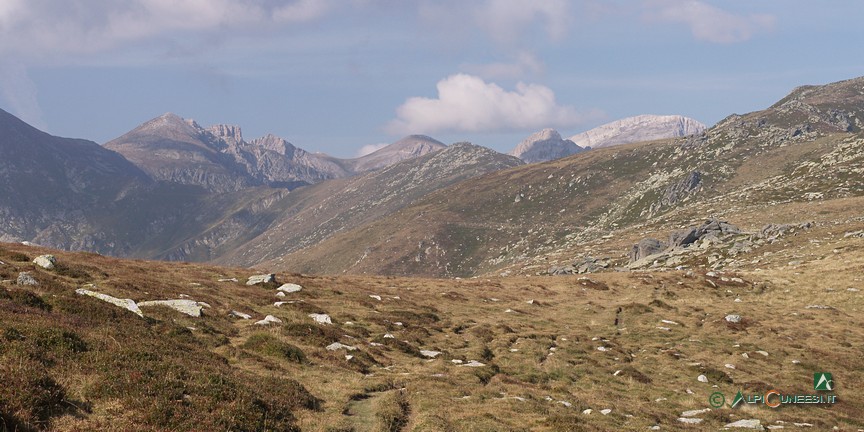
[309,313,332,324]
[33,255,56,270]
[277,283,302,293]
[246,274,276,285]
[138,299,204,317]
[254,315,282,325]
[510,128,584,163]
[75,288,144,317]
[568,115,706,149]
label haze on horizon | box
[0,0,862,157]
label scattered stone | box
[345,355,354,361]
[582,409,592,415]
[246,274,276,286]
[792,423,813,427]
[420,350,442,358]
[725,314,742,323]
[697,375,709,383]
[75,288,143,318]
[547,256,611,275]
[274,301,288,307]
[681,408,711,417]
[277,283,302,293]
[384,333,395,339]
[16,272,38,286]
[756,350,769,357]
[661,319,680,325]
[254,315,282,325]
[678,418,704,424]
[848,288,860,292]
[218,278,238,282]
[369,294,382,301]
[230,310,252,319]
[613,370,622,376]
[742,353,749,359]
[138,299,205,317]
[276,291,286,297]
[32,255,56,270]
[597,346,609,352]
[460,360,486,367]
[725,364,736,369]
[657,326,671,331]
[600,408,612,415]
[805,304,832,310]
[326,342,357,351]
[791,359,801,364]
[451,359,463,364]
[725,419,764,430]
[557,401,572,408]
[309,313,332,324]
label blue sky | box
[1,1,862,157]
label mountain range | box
[1,76,862,278]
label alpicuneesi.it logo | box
[709,373,838,409]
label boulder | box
[630,238,665,262]
[16,272,38,286]
[309,313,332,324]
[246,274,276,286]
[277,283,302,293]
[724,419,764,430]
[33,255,56,270]
[420,350,442,358]
[325,342,357,351]
[254,315,282,325]
[138,299,204,317]
[230,310,252,319]
[725,314,742,323]
[75,288,144,317]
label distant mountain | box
[0,107,150,245]
[348,135,446,172]
[106,114,445,192]
[509,128,584,163]
[568,115,706,149]
[105,113,345,192]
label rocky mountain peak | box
[568,115,706,150]
[208,124,243,145]
[510,128,583,163]
[350,135,446,172]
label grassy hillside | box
[1,235,862,431]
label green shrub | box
[242,333,306,364]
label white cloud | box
[356,143,388,157]
[462,51,544,80]
[645,0,775,43]
[386,74,598,135]
[0,0,344,58]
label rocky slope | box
[205,142,523,266]
[509,128,584,163]
[568,114,706,149]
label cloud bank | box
[645,0,775,43]
[387,74,598,135]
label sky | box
[0,1,862,158]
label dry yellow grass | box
[2,223,862,431]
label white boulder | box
[33,255,56,270]
[75,288,143,318]
[246,274,276,285]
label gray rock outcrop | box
[510,129,584,163]
[16,272,38,286]
[630,238,665,262]
[246,274,276,285]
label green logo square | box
[814,372,833,391]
